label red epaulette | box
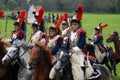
[19,30,24,35]
[59,36,64,40]
[42,33,46,38]
[97,34,103,38]
[80,29,87,34]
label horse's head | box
[2,40,29,65]
[106,31,119,43]
[29,42,52,69]
[54,48,70,72]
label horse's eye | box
[13,50,16,53]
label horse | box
[49,39,73,80]
[29,42,53,80]
[0,37,19,80]
[85,44,115,75]
[2,39,34,80]
[50,38,113,80]
[106,31,120,76]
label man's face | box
[14,25,20,31]
[94,30,99,35]
[49,30,56,36]
[71,23,79,32]
[32,27,38,33]
[62,25,67,30]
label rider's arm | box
[52,37,63,55]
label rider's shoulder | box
[78,29,87,34]
[97,34,103,38]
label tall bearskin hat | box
[32,23,39,28]
[49,26,57,32]
[13,22,21,27]
[0,10,4,19]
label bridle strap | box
[18,48,29,69]
[6,54,13,61]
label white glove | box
[71,46,82,53]
[91,42,94,45]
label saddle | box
[97,45,106,53]
[88,59,101,79]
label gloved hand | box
[71,46,82,53]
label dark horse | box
[0,38,19,80]
[29,42,53,80]
[49,40,73,80]
[85,44,114,75]
[106,31,120,76]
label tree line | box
[0,0,120,13]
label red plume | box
[99,24,108,29]
[77,4,84,21]
[0,10,4,19]
[18,10,26,24]
[56,15,64,29]
[37,8,44,24]
[63,12,68,22]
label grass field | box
[0,13,120,80]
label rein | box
[17,48,28,69]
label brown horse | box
[0,37,19,80]
[29,42,53,80]
[106,31,120,76]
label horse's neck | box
[113,40,120,53]
[34,64,51,80]
[19,48,30,65]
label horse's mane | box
[0,38,11,57]
[34,42,53,80]
[113,31,120,42]
[35,42,52,56]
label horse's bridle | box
[6,45,28,68]
[6,45,20,62]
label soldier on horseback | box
[11,22,25,43]
[29,23,46,44]
[88,23,108,59]
[46,26,63,55]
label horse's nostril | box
[2,60,7,65]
